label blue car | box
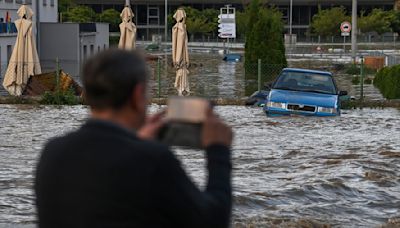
[264,68,347,117]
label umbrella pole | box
[157,57,161,99]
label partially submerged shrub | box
[351,76,360,85]
[346,64,376,75]
[40,87,81,105]
[374,65,400,99]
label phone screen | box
[157,97,210,148]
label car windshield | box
[273,71,337,94]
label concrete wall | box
[40,22,109,82]
[0,34,15,62]
[34,0,58,23]
[40,23,80,78]
[95,23,109,51]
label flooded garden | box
[0,53,399,227]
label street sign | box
[218,6,236,39]
[340,21,352,33]
[341,32,350,37]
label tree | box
[311,7,349,37]
[244,0,287,95]
[59,0,75,14]
[63,5,96,23]
[98,8,121,31]
[358,9,392,35]
[245,0,286,66]
[169,7,218,41]
[388,10,400,34]
[236,10,248,40]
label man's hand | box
[202,109,233,148]
[138,110,166,140]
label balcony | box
[0,23,17,34]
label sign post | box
[218,5,236,53]
[340,21,352,54]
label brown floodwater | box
[0,104,399,227]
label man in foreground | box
[35,49,233,227]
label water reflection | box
[0,105,399,226]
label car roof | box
[282,68,333,76]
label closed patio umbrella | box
[118,5,136,50]
[172,8,190,96]
[3,4,41,96]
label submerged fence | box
[148,57,286,99]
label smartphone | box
[157,97,210,148]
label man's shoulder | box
[42,126,173,161]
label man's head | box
[83,49,149,129]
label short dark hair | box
[82,49,148,109]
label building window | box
[7,45,12,64]
[5,0,13,3]
[98,46,100,52]
[50,0,54,6]
[148,6,159,26]
[149,8,158,17]
[43,0,47,6]
[137,5,147,25]
[90,45,94,56]
[103,44,106,50]
[83,45,87,60]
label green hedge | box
[374,65,400,99]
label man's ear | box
[129,83,146,112]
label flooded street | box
[0,105,399,227]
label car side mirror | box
[339,91,348,96]
[264,82,273,89]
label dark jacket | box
[35,119,232,228]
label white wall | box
[0,34,16,65]
[95,23,109,52]
[0,0,58,23]
[33,0,58,23]
[0,1,19,23]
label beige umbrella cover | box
[3,5,41,96]
[172,9,190,96]
[118,6,137,50]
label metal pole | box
[289,0,293,44]
[36,0,41,57]
[157,58,161,99]
[351,0,358,63]
[125,0,130,6]
[227,5,230,54]
[258,59,262,92]
[56,57,60,91]
[164,0,168,45]
[360,57,364,101]
[343,36,346,55]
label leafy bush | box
[346,64,376,75]
[351,76,360,84]
[311,7,349,37]
[364,78,373,84]
[374,65,400,99]
[40,87,81,105]
[109,36,120,46]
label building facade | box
[0,0,58,85]
[77,0,395,41]
[40,22,109,79]
[0,0,58,65]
